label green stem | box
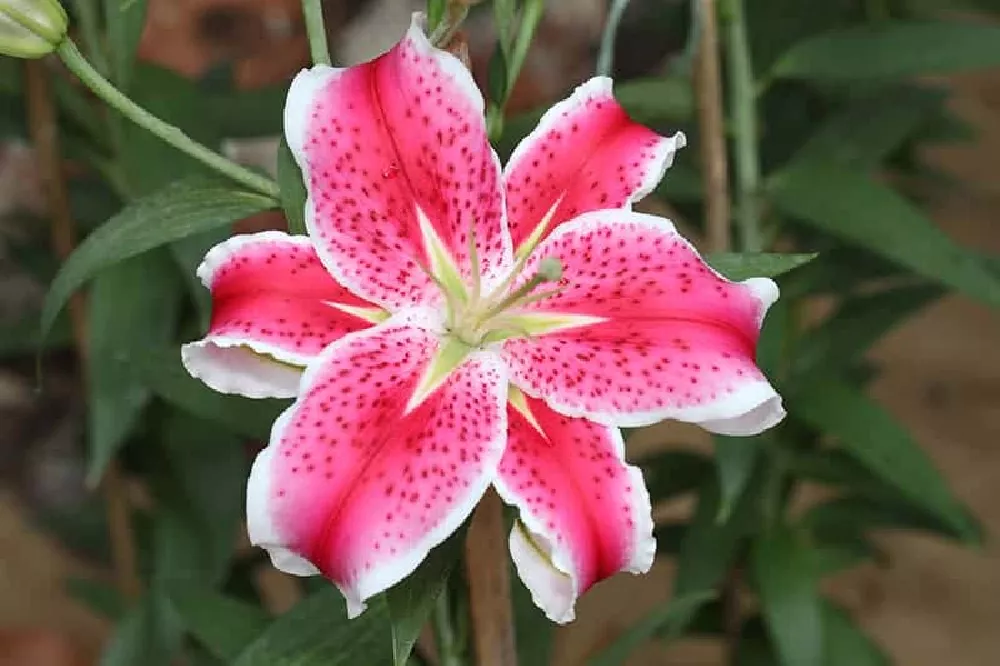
[56,39,280,200]
[487,0,544,143]
[596,0,632,77]
[722,0,762,253]
[430,3,469,48]
[302,0,332,66]
[434,587,466,666]
[70,0,110,76]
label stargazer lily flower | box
[181,14,784,623]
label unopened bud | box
[0,0,68,59]
[537,257,563,282]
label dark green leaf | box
[41,177,276,342]
[100,594,183,666]
[773,22,1000,80]
[821,601,890,666]
[637,450,713,502]
[752,526,823,666]
[769,163,1000,308]
[125,347,288,440]
[386,528,467,666]
[205,84,286,139]
[487,46,509,107]
[277,137,307,235]
[235,588,393,665]
[714,435,761,522]
[804,494,973,543]
[169,227,232,329]
[792,377,980,543]
[66,577,126,620]
[512,561,554,666]
[171,588,271,661]
[86,251,183,484]
[791,87,944,170]
[0,308,72,357]
[794,284,943,378]
[104,0,148,90]
[613,77,694,125]
[705,252,817,282]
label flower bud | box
[0,0,68,59]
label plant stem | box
[430,3,469,48]
[302,0,332,66]
[596,0,632,77]
[25,59,141,602]
[464,489,517,666]
[55,39,280,200]
[694,0,731,253]
[721,0,762,253]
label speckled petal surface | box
[503,211,784,435]
[504,77,684,253]
[284,14,509,310]
[181,231,376,399]
[246,310,508,616]
[494,391,654,623]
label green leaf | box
[713,435,761,522]
[512,563,554,666]
[769,163,1000,308]
[773,22,1000,80]
[637,450,713,502]
[612,77,694,125]
[793,284,944,378]
[487,45,509,107]
[705,252,817,282]
[821,601,890,666]
[86,250,183,484]
[0,308,72,357]
[791,377,980,543]
[587,592,715,666]
[100,594,183,666]
[235,588,393,665]
[171,588,271,662]
[125,347,288,440]
[804,494,974,543]
[66,577,126,620]
[205,84,286,139]
[169,226,232,329]
[277,137,307,235]
[386,528,467,666]
[791,86,944,170]
[752,526,823,666]
[41,177,276,343]
[103,0,148,90]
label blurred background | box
[1,0,999,664]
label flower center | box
[442,253,562,347]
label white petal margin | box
[181,338,305,399]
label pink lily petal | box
[493,390,654,624]
[504,211,784,436]
[181,231,378,399]
[504,77,685,254]
[247,310,508,616]
[284,13,510,310]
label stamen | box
[475,258,563,323]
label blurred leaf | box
[808,538,880,577]
[169,227,232,328]
[0,308,72,357]
[235,588,393,665]
[792,377,981,543]
[804,494,973,543]
[769,163,1000,308]
[791,86,944,170]
[637,450,713,502]
[41,176,276,343]
[778,247,910,299]
[613,77,694,125]
[487,46,509,107]
[588,592,714,666]
[787,449,904,501]
[773,22,1000,80]
[86,251,183,484]
[100,594,183,666]
[821,601,890,666]
[793,283,944,378]
[277,137,307,235]
[386,527,467,666]
[745,0,857,72]
[652,522,688,555]
[66,577,126,620]
[205,84,286,139]
[104,0,148,90]
[512,562,554,666]
[171,588,271,662]
[655,155,702,201]
[713,435,761,522]
[705,252,817,281]
[752,526,823,666]
[126,347,287,440]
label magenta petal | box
[284,14,510,310]
[504,77,685,252]
[246,310,508,616]
[503,211,784,435]
[181,231,376,399]
[494,392,654,623]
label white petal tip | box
[344,594,368,619]
[700,392,786,437]
[508,523,578,624]
[181,339,304,399]
[743,277,781,313]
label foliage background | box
[1,0,1000,664]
